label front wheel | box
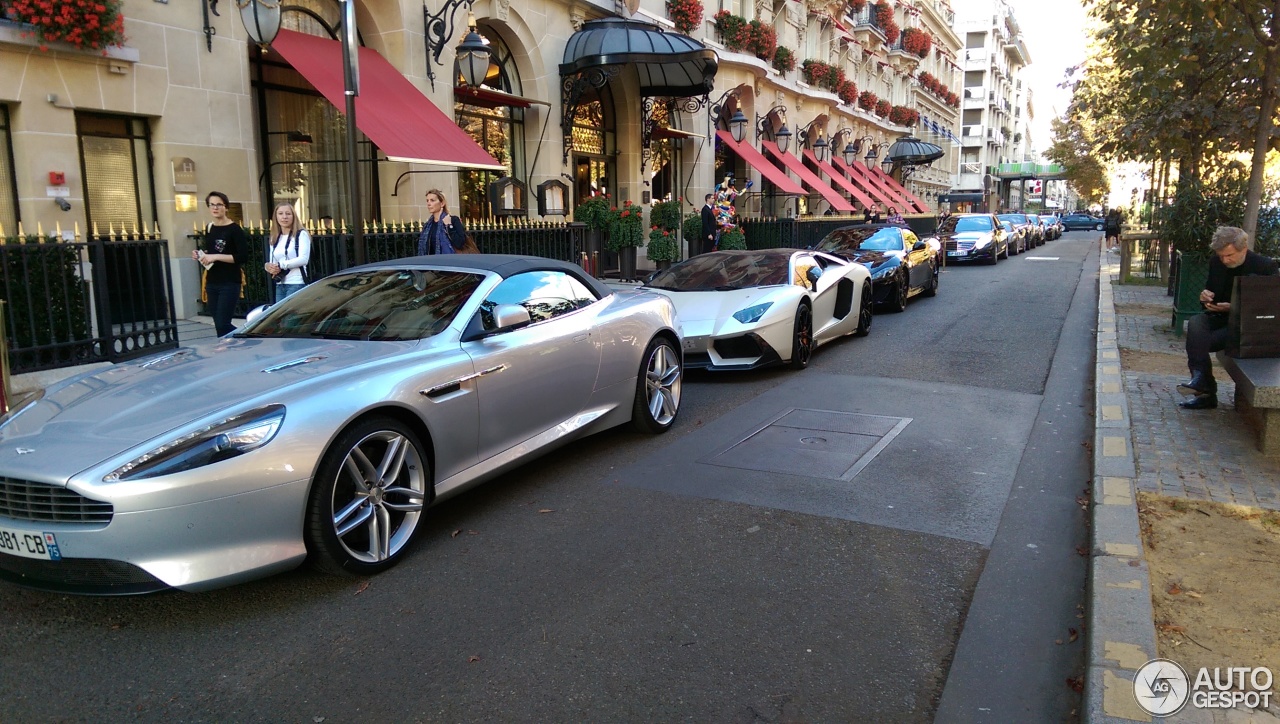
[854,282,874,336]
[887,271,909,313]
[923,264,939,297]
[306,416,430,577]
[790,302,814,370]
[631,336,682,433]
[1095,223,1104,231]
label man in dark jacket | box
[699,193,717,256]
[1179,226,1280,409]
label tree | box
[1046,117,1110,205]
[1222,0,1280,241]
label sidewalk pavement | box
[1085,249,1280,723]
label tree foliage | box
[1046,116,1110,204]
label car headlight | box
[871,265,896,280]
[105,405,286,482]
[0,389,44,433]
[732,302,773,324]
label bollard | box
[0,299,10,414]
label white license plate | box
[0,526,61,560]
[947,251,963,257]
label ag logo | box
[1134,658,1190,716]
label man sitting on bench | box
[1179,226,1279,409]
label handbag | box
[1227,275,1280,358]
[456,234,480,254]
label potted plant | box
[772,47,796,74]
[608,200,645,281]
[682,213,704,253]
[6,0,126,51]
[713,11,750,53]
[647,226,680,268]
[718,225,747,251]
[574,192,611,258]
[665,0,703,35]
[650,197,683,232]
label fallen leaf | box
[451,529,462,538]
[1055,639,1063,645]
[355,580,370,595]
[1076,496,1090,509]
[538,509,555,514]
[1168,583,1183,595]
[1066,676,1084,693]
[1186,591,1202,599]
[468,530,478,535]
[1156,622,1187,633]
[314,718,326,723]
[467,655,481,663]
[1076,546,1089,557]
[1068,628,1079,643]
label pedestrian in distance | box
[417,189,467,255]
[264,201,311,303]
[193,191,248,337]
[862,206,873,223]
[1178,226,1279,409]
[1104,208,1123,251]
[870,207,883,224]
[699,193,717,256]
[888,207,905,225]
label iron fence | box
[0,229,178,375]
[738,215,889,250]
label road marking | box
[1105,543,1141,557]
[1024,256,1060,260]
[1105,641,1150,670]
[1100,382,1121,393]
[1101,477,1133,505]
[1101,350,1118,360]
[1104,669,1153,721]
[1105,580,1142,589]
[1101,364,1120,375]
[1102,436,1128,456]
[1101,405,1123,421]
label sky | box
[1005,0,1090,157]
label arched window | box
[454,26,527,219]
[569,85,616,207]
[253,0,381,223]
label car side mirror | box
[245,304,271,326]
[806,266,823,285]
[912,241,926,251]
[492,303,531,332]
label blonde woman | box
[416,189,467,255]
[263,202,312,302]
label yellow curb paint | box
[1101,382,1121,393]
[1102,405,1123,421]
[1103,436,1128,457]
[1105,543,1142,557]
[1102,477,1133,505]
[1105,580,1142,590]
[1102,364,1121,375]
[1103,669,1153,721]
[1102,350,1119,360]
[1105,641,1150,670]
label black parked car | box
[810,223,939,311]
[928,213,1007,265]
[997,213,1034,254]
[1061,212,1103,231]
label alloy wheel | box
[330,430,427,564]
[644,342,681,426]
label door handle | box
[573,334,589,342]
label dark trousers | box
[206,282,241,337]
[1186,313,1229,374]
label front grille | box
[0,478,113,524]
[714,335,764,359]
[0,554,166,595]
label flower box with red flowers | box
[665,0,703,36]
[6,0,126,52]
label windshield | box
[998,214,1027,224]
[814,226,903,252]
[940,216,993,233]
[1001,221,1014,232]
[241,269,484,340]
[646,252,790,291]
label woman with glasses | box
[192,191,248,336]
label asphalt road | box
[0,231,1098,722]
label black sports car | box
[810,223,939,312]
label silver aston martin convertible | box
[0,256,682,594]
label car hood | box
[941,231,991,243]
[645,286,785,323]
[0,336,420,482]
[837,249,902,267]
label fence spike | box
[16,222,24,239]
[108,222,116,239]
[55,221,62,239]
[36,222,44,240]
[152,221,161,239]
[74,221,80,241]
[0,222,5,239]
[132,221,140,238]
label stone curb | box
[1084,245,1160,723]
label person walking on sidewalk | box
[1104,208,1123,251]
[264,202,311,303]
[417,189,467,255]
[193,191,248,337]
[1178,225,1279,409]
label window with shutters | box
[0,106,18,235]
[76,112,157,234]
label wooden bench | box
[1216,352,1280,455]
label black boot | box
[1178,369,1215,396]
[1179,393,1218,410]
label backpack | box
[276,231,311,284]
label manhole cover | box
[702,408,911,481]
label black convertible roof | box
[356,254,613,299]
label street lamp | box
[814,135,830,163]
[728,109,749,143]
[239,0,282,49]
[797,118,828,161]
[455,15,491,90]
[756,105,791,153]
[425,0,492,91]
[709,88,749,143]
[832,127,857,165]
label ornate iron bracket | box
[204,0,218,52]
[560,65,622,164]
[424,0,475,91]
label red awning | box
[870,166,929,213]
[762,141,854,212]
[803,150,875,209]
[715,131,805,195]
[272,29,503,170]
[453,85,550,110]
[832,156,904,209]
[838,158,913,210]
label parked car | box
[644,249,872,371]
[996,214,1032,254]
[1061,212,1103,231]
[930,213,1007,265]
[809,223,939,311]
[0,256,683,594]
[1039,214,1063,240]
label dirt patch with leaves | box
[1138,492,1280,687]
[1119,348,1233,386]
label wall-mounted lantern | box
[537,179,569,216]
[488,176,528,216]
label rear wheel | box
[790,302,814,369]
[1095,222,1103,231]
[923,264,939,297]
[306,416,429,577]
[631,336,681,433]
[887,270,909,313]
[854,282,874,336]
